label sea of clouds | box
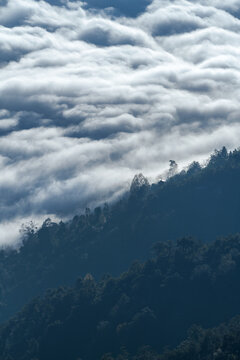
[1,0,240,245]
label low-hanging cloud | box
[1,0,240,245]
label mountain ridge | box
[0,146,239,324]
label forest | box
[1,147,240,358]
[2,234,240,359]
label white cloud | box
[0,0,240,245]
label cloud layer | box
[1,0,240,245]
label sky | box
[1,0,240,245]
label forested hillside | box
[2,0,240,357]
[1,234,240,359]
[103,315,240,360]
[1,147,240,323]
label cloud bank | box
[1,0,240,245]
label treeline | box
[104,316,240,360]
[1,146,240,323]
[1,234,240,359]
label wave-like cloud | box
[1,0,240,245]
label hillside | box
[2,0,240,358]
[0,147,240,323]
[1,234,240,359]
[103,316,240,360]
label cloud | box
[1,0,240,245]
[78,19,155,47]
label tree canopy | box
[1,234,240,359]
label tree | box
[168,160,178,178]
[187,161,201,175]
[130,174,149,194]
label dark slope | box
[0,147,240,323]
[0,147,238,321]
[104,316,240,360]
[1,235,240,359]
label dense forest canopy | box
[0,147,240,323]
[2,234,240,359]
[0,147,240,359]
[2,0,240,357]
[102,315,240,360]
